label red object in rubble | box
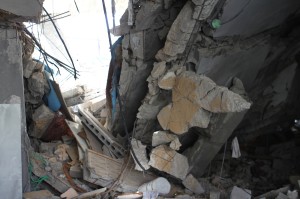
[41,112,73,142]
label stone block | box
[158,71,176,90]
[152,131,177,147]
[30,105,55,138]
[149,145,188,180]
[151,61,167,79]
[131,138,150,171]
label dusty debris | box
[149,145,189,180]
[182,174,205,195]
[23,190,54,199]
[54,144,69,161]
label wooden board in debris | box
[83,149,155,192]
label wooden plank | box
[52,81,74,121]
[83,150,155,192]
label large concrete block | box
[186,111,247,177]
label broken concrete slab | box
[174,71,251,113]
[138,177,171,195]
[0,0,43,21]
[186,111,248,177]
[169,137,182,151]
[0,105,22,198]
[230,186,251,199]
[149,145,189,180]
[23,60,43,78]
[152,131,178,147]
[158,71,176,90]
[151,61,167,79]
[28,72,49,97]
[131,138,150,171]
[30,104,55,138]
[182,174,205,194]
[157,101,211,135]
[157,71,250,134]
[161,1,196,57]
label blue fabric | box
[41,62,61,112]
[111,36,123,119]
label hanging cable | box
[24,28,79,77]
[42,7,78,79]
[102,0,113,50]
[111,0,116,31]
[74,0,80,13]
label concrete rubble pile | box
[1,0,298,198]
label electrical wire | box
[102,0,113,50]
[24,28,79,77]
[74,0,80,13]
[42,7,78,79]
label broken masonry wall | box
[110,0,186,137]
[107,0,300,184]
[0,27,30,196]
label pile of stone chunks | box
[111,0,252,196]
[131,67,251,194]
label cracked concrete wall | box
[111,0,185,136]
[0,28,30,192]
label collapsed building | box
[0,0,300,198]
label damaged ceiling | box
[0,0,300,198]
